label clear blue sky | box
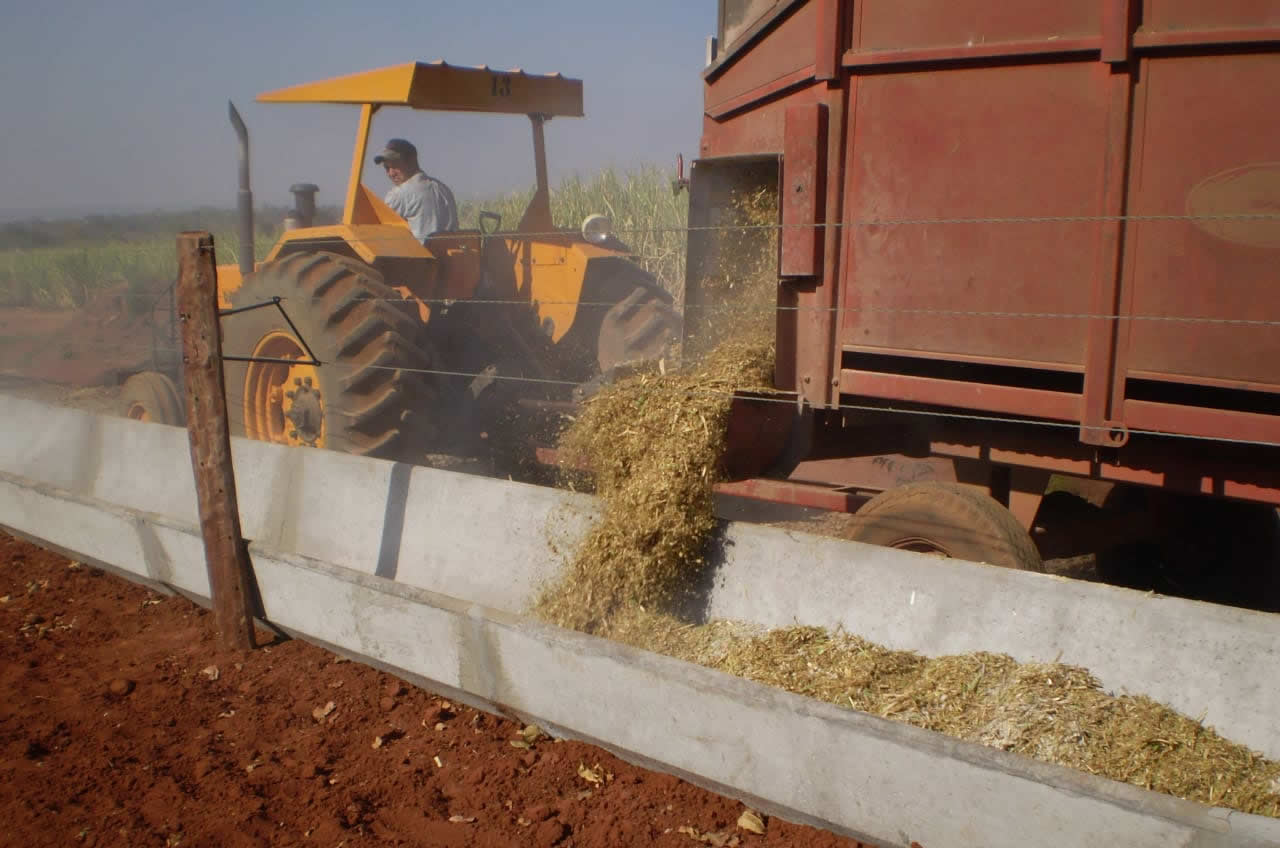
[0,0,717,217]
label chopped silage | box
[534,336,775,633]
[531,183,1280,819]
[534,185,780,632]
[684,184,779,353]
[606,612,1280,819]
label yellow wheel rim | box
[126,403,151,422]
[244,331,325,448]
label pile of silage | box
[534,185,781,633]
[604,612,1280,818]
[534,336,775,633]
[684,185,779,352]
[531,180,1280,819]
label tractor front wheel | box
[221,251,438,462]
[120,371,184,426]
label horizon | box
[0,1,717,220]
[0,164,672,225]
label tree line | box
[0,206,341,251]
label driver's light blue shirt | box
[384,172,459,241]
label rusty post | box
[177,231,256,651]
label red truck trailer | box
[694,0,1280,604]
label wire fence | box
[239,210,1280,243]
[294,296,1280,327]
[2,211,1277,450]
[14,330,1275,450]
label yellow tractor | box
[125,61,679,465]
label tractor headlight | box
[581,213,612,245]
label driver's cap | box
[374,138,417,165]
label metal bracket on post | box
[218,297,322,367]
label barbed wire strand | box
[231,209,1280,247]
[0,341,176,357]
[7,209,1277,445]
[5,328,1277,445]
[7,288,1278,326]
[8,343,1275,448]
[255,295,1280,327]
[295,358,1280,450]
[12,209,1275,316]
[192,209,1280,326]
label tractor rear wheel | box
[221,251,438,462]
[552,257,681,381]
[120,371,184,426]
[846,482,1044,571]
[596,285,682,374]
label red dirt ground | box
[0,532,874,848]
[0,285,168,387]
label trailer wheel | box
[847,482,1044,571]
[221,251,438,462]
[121,371,184,426]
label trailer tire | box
[121,371,184,426]
[847,482,1044,571]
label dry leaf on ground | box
[737,810,765,834]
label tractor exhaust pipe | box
[228,101,254,276]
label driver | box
[374,138,459,241]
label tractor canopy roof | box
[256,61,584,117]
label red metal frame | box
[839,369,1084,423]
[1101,0,1135,63]
[693,0,1280,514]
[707,66,817,121]
[715,477,864,512]
[1124,400,1280,448]
[814,0,843,81]
[1133,27,1280,50]
[1080,12,1135,447]
[780,103,827,278]
[842,37,1103,69]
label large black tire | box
[120,371,184,426]
[552,256,682,382]
[595,285,682,374]
[846,482,1044,571]
[222,251,438,462]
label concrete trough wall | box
[2,394,1279,846]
